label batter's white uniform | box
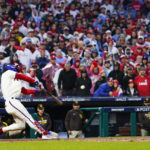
[1,70,41,134]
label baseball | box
[80,85,85,90]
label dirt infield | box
[0,137,150,142]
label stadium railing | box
[81,106,150,137]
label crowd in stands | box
[0,0,150,97]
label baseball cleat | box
[42,131,58,140]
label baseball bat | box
[42,89,63,105]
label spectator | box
[93,77,113,97]
[131,0,143,12]
[112,80,123,97]
[0,50,7,64]
[75,70,92,97]
[0,22,10,39]
[71,59,81,78]
[120,56,134,71]
[42,55,60,96]
[21,29,35,45]
[0,38,9,55]
[59,39,67,54]
[108,61,124,85]
[36,49,49,69]
[142,56,148,68]
[123,67,137,92]
[16,41,32,71]
[94,71,106,92]
[32,42,50,61]
[16,18,28,37]
[81,50,92,67]
[70,51,81,66]
[122,65,129,76]
[65,101,88,138]
[31,62,43,83]
[146,60,150,76]
[63,27,73,40]
[90,59,104,74]
[53,63,64,96]
[58,62,77,96]
[89,66,100,95]
[125,79,138,96]
[22,38,35,54]
[55,49,67,64]
[20,65,27,74]
[133,47,145,62]
[134,63,141,75]
[91,48,99,60]
[10,53,22,66]
[107,39,118,56]
[134,67,150,96]
[4,38,17,57]
[101,0,114,14]
[104,60,113,78]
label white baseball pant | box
[2,98,42,134]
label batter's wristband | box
[35,89,40,93]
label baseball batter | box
[0,65,57,139]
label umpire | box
[65,101,88,138]
[36,104,52,132]
[138,98,150,136]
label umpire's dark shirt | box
[65,109,84,131]
[58,68,77,90]
[37,112,52,131]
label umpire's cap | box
[37,104,44,110]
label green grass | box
[0,141,149,150]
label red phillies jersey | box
[134,75,150,96]
[131,1,143,11]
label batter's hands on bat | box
[34,81,39,86]
[30,81,39,87]
[39,88,47,95]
